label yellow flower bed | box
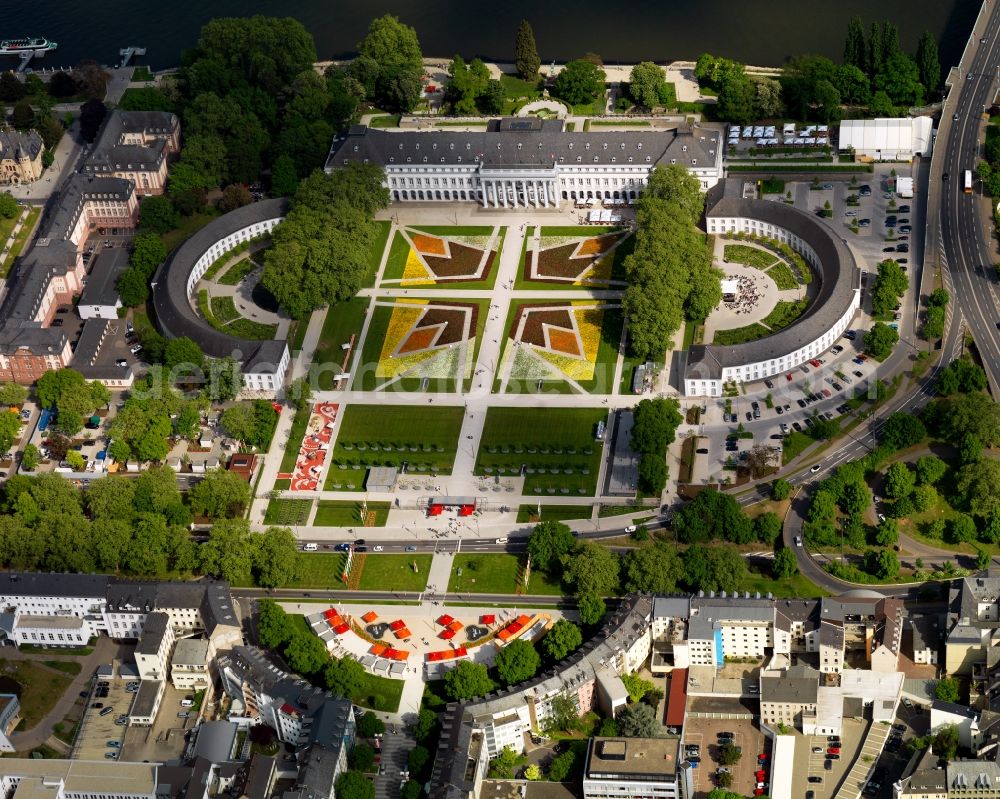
[536,348,595,381]
[377,348,440,379]
[402,248,434,285]
[574,306,604,365]
[574,256,613,286]
[379,302,426,366]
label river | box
[0,0,980,74]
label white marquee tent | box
[838,117,933,161]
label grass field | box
[742,566,829,598]
[278,407,310,473]
[218,258,256,285]
[382,231,411,281]
[0,207,40,277]
[0,659,73,729]
[43,660,82,676]
[211,295,240,323]
[311,297,369,390]
[724,244,776,270]
[766,261,800,290]
[762,299,809,331]
[516,504,593,523]
[476,407,607,496]
[411,225,495,236]
[448,553,564,594]
[364,220,392,287]
[314,500,391,527]
[264,498,313,525]
[330,404,464,474]
[286,553,432,592]
[782,431,814,464]
[713,323,771,346]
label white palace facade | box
[325,118,724,207]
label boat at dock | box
[0,38,58,56]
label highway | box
[941,0,1000,393]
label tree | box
[350,743,376,773]
[218,183,253,213]
[335,772,374,799]
[771,478,792,501]
[254,527,300,588]
[0,383,25,408]
[874,51,924,106]
[79,98,107,142]
[563,542,620,597]
[958,459,1000,521]
[915,31,941,95]
[629,62,669,109]
[544,693,582,735]
[622,543,683,593]
[357,711,385,739]
[256,600,291,648]
[884,462,916,499]
[523,520,574,575]
[444,660,495,700]
[0,411,20,456]
[356,15,424,111]
[622,673,656,703]
[325,655,365,698]
[21,444,39,472]
[617,702,662,738]
[577,592,607,626]
[495,639,541,686]
[543,619,583,662]
[200,518,257,583]
[844,16,868,72]
[922,305,945,341]
[875,517,899,548]
[881,412,926,451]
[631,398,683,454]
[773,548,798,578]
[401,782,422,799]
[755,512,782,543]
[637,453,667,495]
[408,745,431,776]
[189,469,251,519]
[681,544,748,592]
[718,742,743,766]
[0,193,18,220]
[717,72,756,125]
[204,357,243,403]
[552,59,606,106]
[936,359,987,395]
[164,337,204,371]
[524,764,541,781]
[116,268,149,307]
[809,416,840,440]
[270,153,300,197]
[935,677,960,704]
[478,79,505,114]
[514,20,541,80]
[488,746,521,779]
[412,708,439,744]
[864,548,899,579]
[549,751,576,782]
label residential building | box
[83,110,180,195]
[897,751,1000,799]
[583,737,683,799]
[947,574,1000,676]
[0,693,21,752]
[911,616,941,665]
[760,664,819,729]
[325,117,725,207]
[0,759,157,799]
[0,130,44,185]
[172,638,212,690]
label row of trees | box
[870,258,909,318]
[631,398,682,495]
[920,288,949,341]
[697,18,940,125]
[0,470,297,586]
[623,165,722,360]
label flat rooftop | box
[14,614,85,630]
[2,759,157,795]
[586,736,680,777]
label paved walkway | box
[8,636,123,752]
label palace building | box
[326,117,724,207]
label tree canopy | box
[514,20,541,80]
[495,639,541,686]
[552,59,606,106]
[443,660,495,701]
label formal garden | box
[381,225,505,289]
[475,407,608,495]
[517,225,633,289]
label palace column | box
[481,179,489,208]
[542,181,550,208]
[512,180,519,208]
[535,180,542,208]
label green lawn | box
[742,566,829,598]
[382,231,412,281]
[311,297,370,390]
[43,660,81,676]
[713,323,771,346]
[448,553,564,594]
[0,207,40,277]
[476,407,607,496]
[351,670,404,712]
[264,498,313,525]
[211,295,240,323]
[411,225,495,236]
[322,467,368,492]
[330,404,464,474]
[279,407,311,473]
[131,66,154,81]
[516,504,593,523]
[218,258,256,285]
[539,225,622,237]
[500,73,542,101]
[286,553,431,592]
[0,660,73,729]
[225,317,278,340]
[364,220,392,287]
[369,114,401,128]
[782,431,814,464]
[762,299,809,331]
[766,261,800,290]
[314,500,391,527]
[724,244,777,270]
[588,120,652,127]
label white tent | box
[837,117,933,161]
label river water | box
[0,0,980,74]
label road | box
[940,0,1000,393]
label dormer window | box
[450,143,455,150]
[682,145,687,152]
[576,156,582,162]
[569,143,574,150]
[620,142,625,149]
[670,158,676,164]
[353,145,359,152]
[406,157,412,163]
[645,156,650,162]
[517,143,522,150]
[422,156,428,162]
[692,159,697,165]
[603,143,608,150]
[466,143,471,150]
[415,143,420,150]
[593,156,598,162]
[628,157,633,163]
[440,157,445,162]
[585,143,591,150]
[399,143,404,150]
[388,157,395,163]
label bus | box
[965,169,974,193]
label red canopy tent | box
[362,611,378,623]
[389,619,406,631]
[454,647,468,657]
[428,504,443,517]
[447,620,463,632]
[459,504,475,517]
[440,629,456,640]
[437,615,454,626]
[481,614,495,624]
[333,623,350,635]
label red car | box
[809,359,821,367]
[827,747,840,755]
[758,753,768,760]
[786,373,794,381]
[756,771,767,780]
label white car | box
[624,525,637,534]
[373,545,384,552]
[794,536,802,547]
[810,464,821,473]
[495,537,508,545]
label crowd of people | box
[723,273,765,314]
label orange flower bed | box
[398,325,439,354]
[574,234,620,258]
[411,233,448,256]
[547,327,581,357]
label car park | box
[792,422,802,432]
[831,345,843,354]
[116,359,128,368]
[827,753,840,760]
[764,379,774,389]
[824,760,833,770]
[105,752,118,760]
[898,205,910,213]
[100,707,114,716]
[844,330,856,340]
[786,372,794,381]
[696,447,709,454]
[775,406,783,414]
[897,243,909,252]
[882,246,895,252]
[130,344,142,354]
[858,219,870,227]
[859,185,872,196]
[809,777,823,784]
[812,747,824,753]
[899,226,911,234]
